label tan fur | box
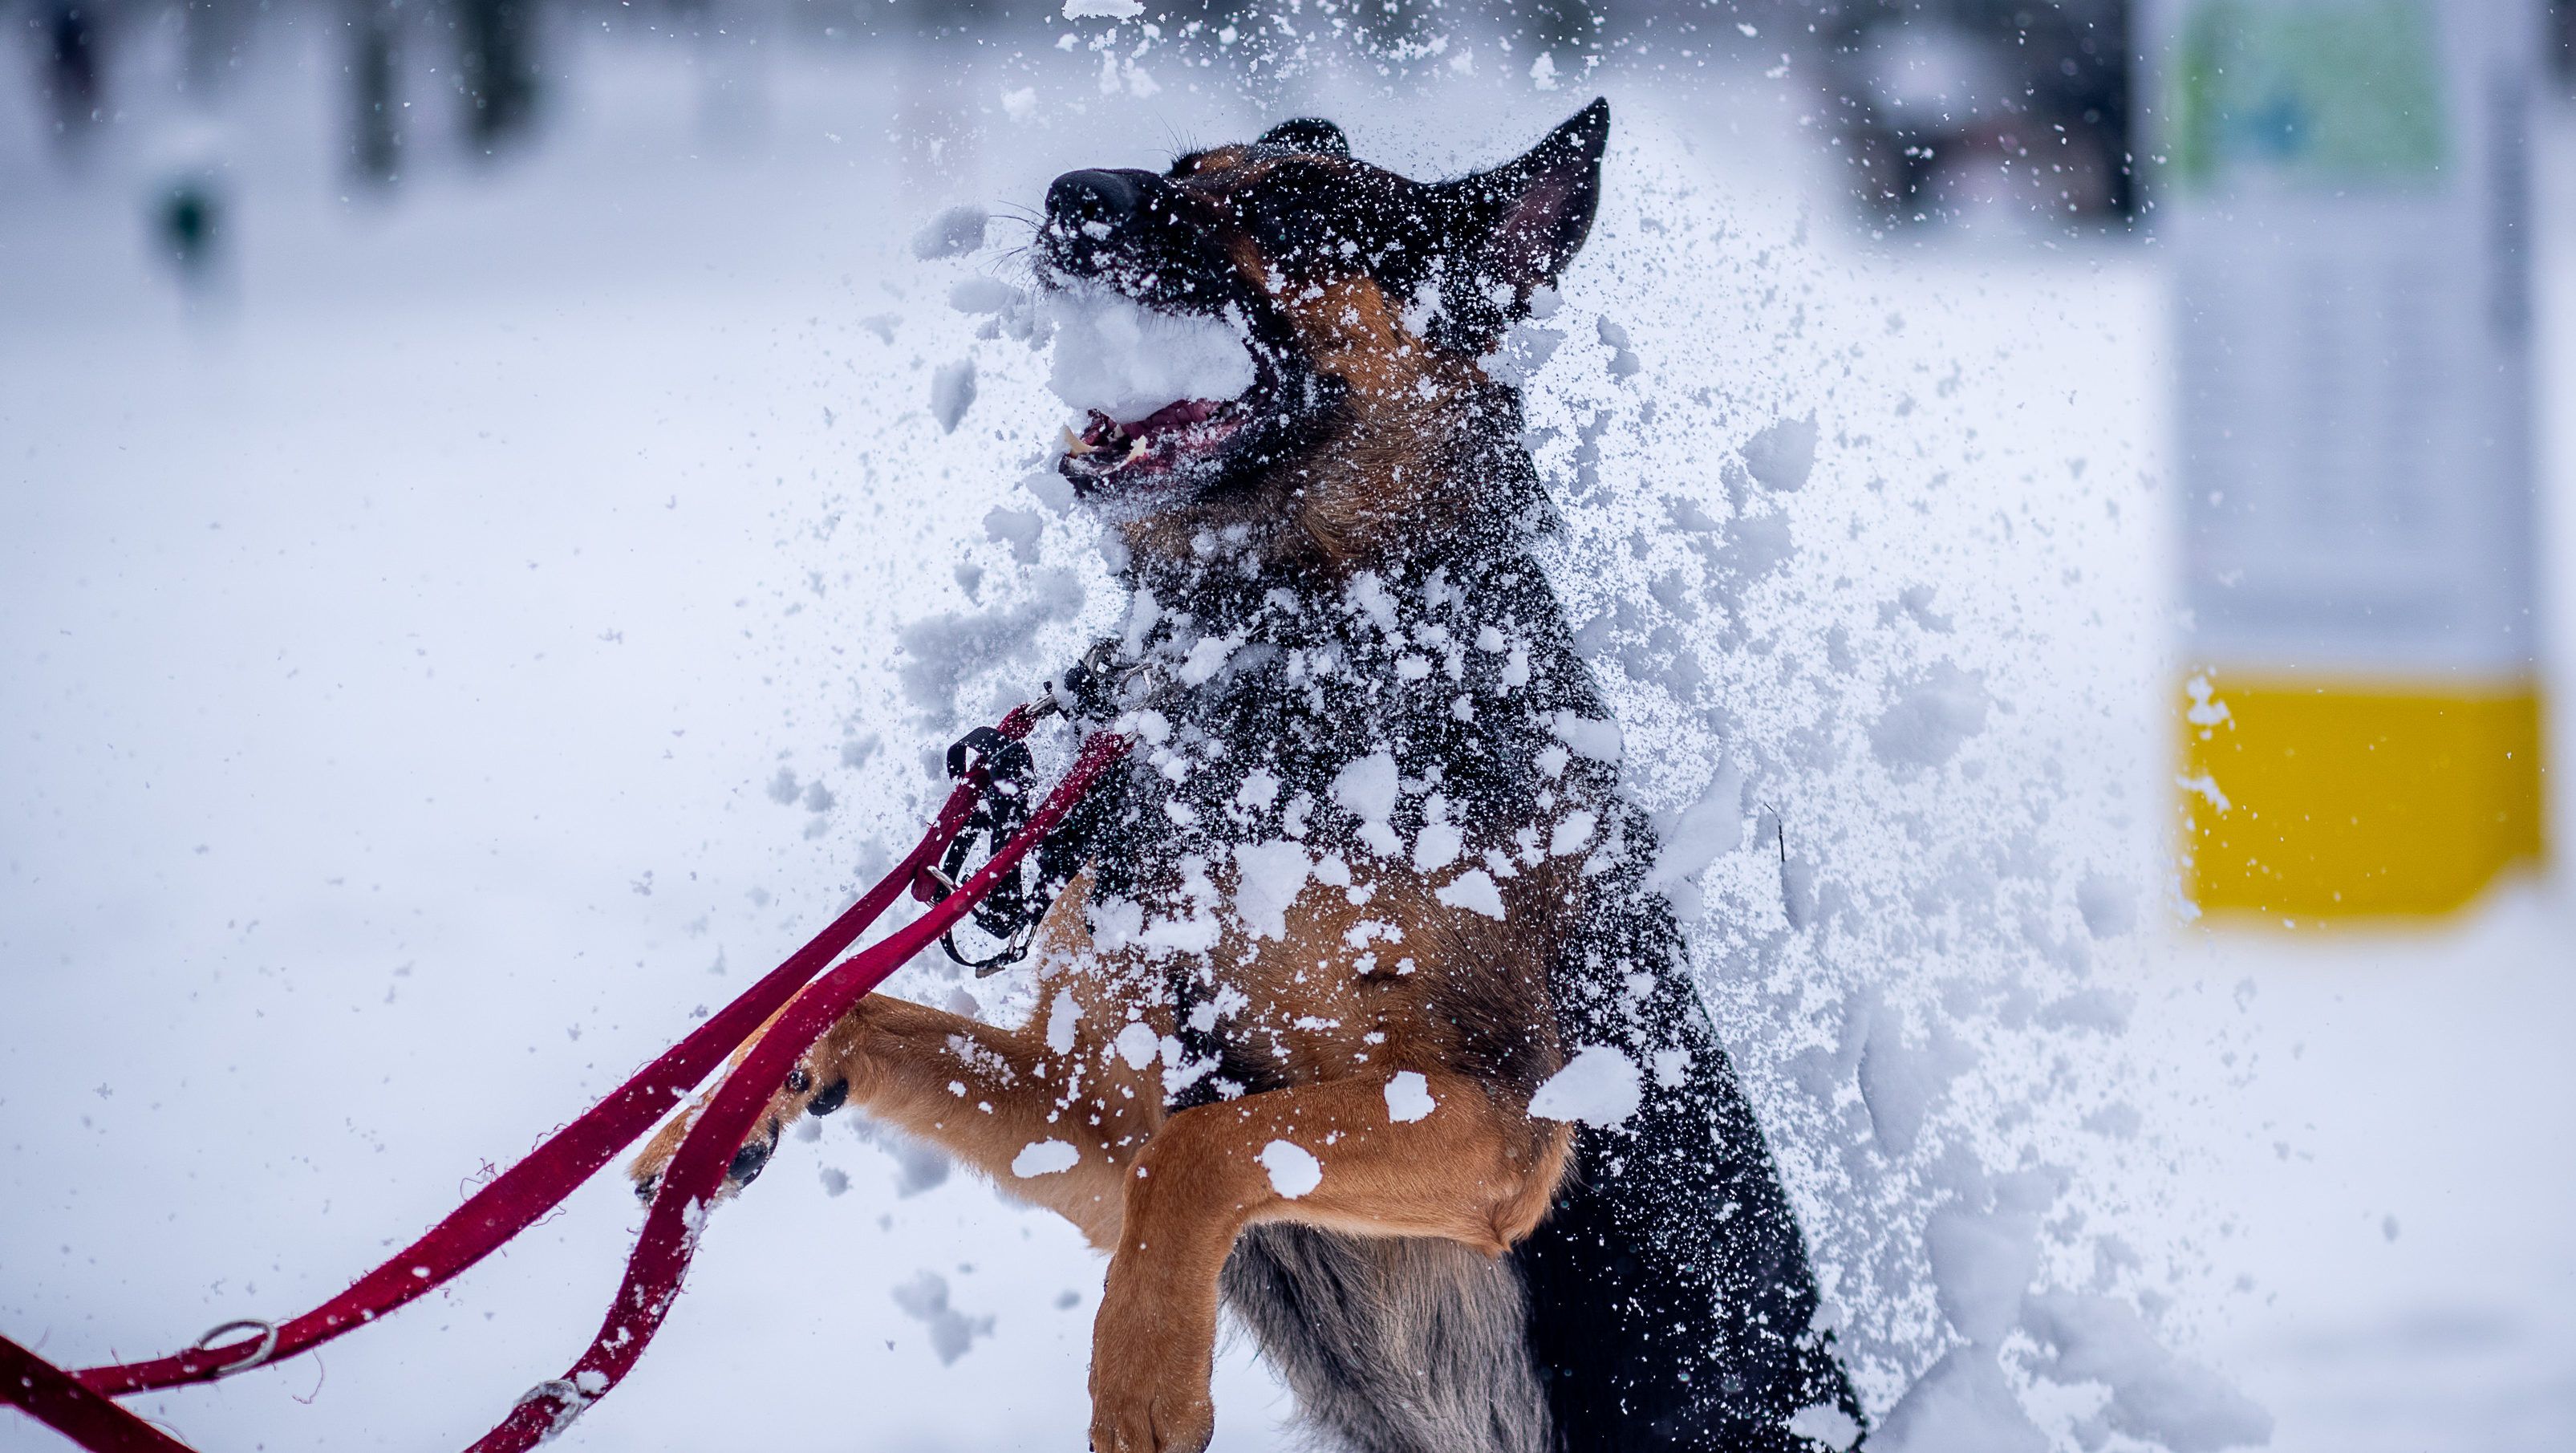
[632,849,1576,1453]
[1114,238,1494,580]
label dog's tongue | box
[1079,399,1215,451]
[1131,399,1215,433]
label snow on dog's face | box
[1033,102,1609,581]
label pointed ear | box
[1446,98,1608,306]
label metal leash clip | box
[919,723,1043,975]
[918,652,1153,976]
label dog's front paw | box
[1088,1382,1214,1453]
[627,1062,853,1204]
[1088,1349,1215,1453]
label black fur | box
[1036,534,1860,1449]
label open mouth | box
[1040,284,1267,500]
[1061,397,1250,487]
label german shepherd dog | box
[634,99,1861,1453]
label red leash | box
[0,1341,193,1453]
[4,705,1131,1453]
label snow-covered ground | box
[3,18,2571,1453]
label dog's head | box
[1034,99,1608,585]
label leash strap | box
[465,726,1132,1451]
[1,1338,194,1453]
[7,704,1122,1453]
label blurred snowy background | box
[3,1,2572,1450]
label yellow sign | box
[2150,0,2549,918]
[2179,675,2545,916]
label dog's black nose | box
[1047,168,1142,236]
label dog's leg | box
[627,978,1164,1245]
[1087,1072,1570,1453]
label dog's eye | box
[1239,196,1329,266]
[1237,172,1365,273]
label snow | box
[1787,1402,1864,1451]
[2022,1293,2276,1453]
[1649,764,1744,887]
[1742,409,1819,492]
[1012,1140,1081,1178]
[1527,1046,1642,1127]
[1874,1346,2051,1453]
[1114,1021,1162,1071]
[1649,1046,1691,1089]
[1383,1071,1435,1123]
[2076,872,2138,939]
[930,359,978,432]
[1856,1009,1957,1158]
[1257,1140,1322,1199]
[911,205,991,260]
[1045,988,1082,1056]
[1432,868,1507,920]
[1230,840,1312,940]
[1329,750,1402,857]
[1,24,2571,1453]
[893,567,1090,718]
[1868,661,1993,770]
[1410,819,1463,871]
[1040,286,1256,422]
[1923,1201,2038,1346]
[1546,709,1625,761]
[890,1271,996,1365]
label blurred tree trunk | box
[456,0,537,151]
[350,0,403,181]
[39,0,103,150]
[180,0,246,98]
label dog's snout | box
[1046,168,1142,235]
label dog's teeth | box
[1062,426,1095,457]
[1125,436,1149,462]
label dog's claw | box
[805,1078,850,1117]
[728,1137,773,1186]
[634,1171,659,1205]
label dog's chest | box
[1042,574,1603,1102]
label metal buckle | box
[515,1376,594,1438]
[193,1317,278,1376]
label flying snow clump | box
[1258,1139,1323,1199]
[1383,1071,1436,1123]
[1649,763,1744,888]
[1329,751,1402,855]
[1787,1404,1863,1452]
[1528,1046,1641,1127]
[910,204,989,259]
[1434,869,1506,919]
[1012,1139,1080,1178]
[1742,411,1819,492]
[1042,286,1253,420]
[890,1271,995,1366]
[1868,662,1992,771]
[1231,840,1312,940]
[1114,1021,1161,1070]
[929,359,976,433]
